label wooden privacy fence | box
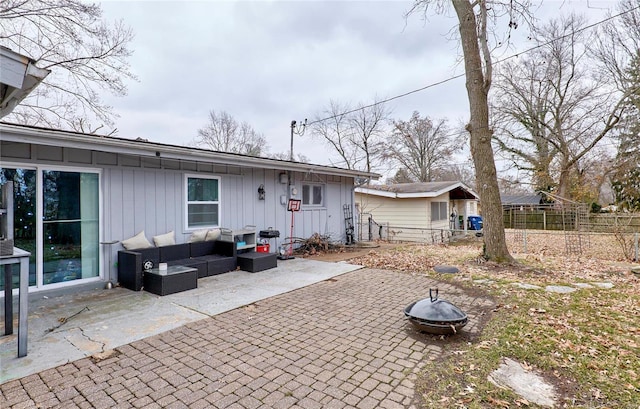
[503,209,640,232]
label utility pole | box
[290,119,307,161]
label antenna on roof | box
[289,119,307,161]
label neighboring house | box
[0,122,378,293]
[355,181,479,242]
[500,193,544,209]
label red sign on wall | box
[287,199,301,212]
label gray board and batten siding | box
[106,166,351,246]
[0,123,374,289]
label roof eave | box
[0,122,380,180]
[356,181,479,200]
[0,48,50,118]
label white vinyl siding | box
[355,192,454,241]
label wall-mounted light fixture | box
[279,172,288,184]
[258,184,265,200]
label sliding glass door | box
[0,166,100,289]
[43,171,99,284]
[0,168,37,289]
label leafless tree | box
[384,111,463,182]
[194,110,268,156]
[493,14,633,201]
[439,161,476,188]
[0,0,137,133]
[408,0,532,262]
[310,99,390,174]
[385,168,414,184]
[268,152,310,163]
[594,0,640,200]
[492,54,557,193]
[497,174,533,196]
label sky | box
[98,0,617,176]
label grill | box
[259,229,280,238]
[404,289,468,335]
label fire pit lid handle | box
[429,288,439,302]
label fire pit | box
[404,289,468,335]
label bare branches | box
[477,0,492,90]
[384,112,463,182]
[194,110,268,157]
[492,12,634,199]
[0,0,136,132]
[409,0,528,262]
[309,99,390,173]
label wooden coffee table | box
[143,265,197,296]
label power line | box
[305,3,640,127]
[305,74,466,126]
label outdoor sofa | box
[118,240,237,291]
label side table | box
[143,265,197,296]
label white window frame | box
[302,183,324,207]
[184,174,221,230]
[1,162,103,292]
[430,201,448,222]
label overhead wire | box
[306,2,640,181]
[305,3,640,128]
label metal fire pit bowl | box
[404,289,468,335]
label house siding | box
[1,140,355,291]
[355,191,453,242]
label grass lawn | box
[349,232,640,408]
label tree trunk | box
[452,0,513,262]
[556,166,571,201]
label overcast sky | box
[98,0,615,174]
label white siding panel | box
[356,192,459,242]
[357,195,428,227]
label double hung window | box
[302,184,323,206]
[430,201,448,222]
[186,176,220,228]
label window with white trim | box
[302,184,323,206]
[186,175,220,229]
[430,201,448,222]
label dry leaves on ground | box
[350,231,639,288]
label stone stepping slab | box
[489,357,557,407]
[511,282,615,293]
[433,265,460,274]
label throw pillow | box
[153,231,176,247]
[205,228,221,241]
[188,229,208,243]
[121,231,152,250]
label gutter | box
[0,122,380,180]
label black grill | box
[259,229,280,238]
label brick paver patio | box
[0,268,494,408]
